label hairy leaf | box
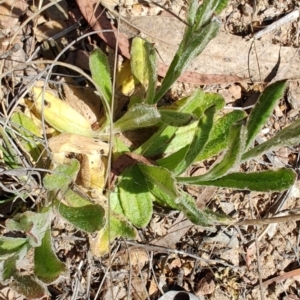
[242,117,300,161]
[131,37,157,104]
[114,103,160,131]
[245,80,287,149]
[34,230,66,283]
[178,168,296,191]
[154,20,220,102]
[118,165,153,227]
[43,159,80,190]
[89,48,112,105]
[193,121,245,181]
[55,200,105,233]
[11,274,48,299]
[5,211,51,247]
[138,164,179,208]
[0,237,28,258]
[173,105,216,175]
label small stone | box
[241,3,253,16]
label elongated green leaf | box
[34,230,66,284]
[245,80,287,149]
[11,112,41,138]
[177,168,296,191]
[114,104,160,132]
[135,90,205,156]
[194,122,245,181]
[174,105,216,175]
[131,37,148,88]
[43,159,80,190]
[159,109,195,126]
[176,190,232,226]
[11,274,48,299]
[55,200,105,232]
[157,111,245,161]
[242,117,300,161]
[118,165,153,227]
[195,110,246,161]
[89,48,112,105]
[0,126,22,168]
[215,0,230,14]
[154,19,220,102]
[138,164,179,209]
[194,0,223,30]
[131,37,157,104]
[157,146,188,171]
[11,112,43,163]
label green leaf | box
[131,37,157,104]
[154,19,220,102]
[0,126,22,169]
[0,237,28,258]
[242,117,300,161]
[193,121,245,181]
[89,48,112,106]
[159,109,195,126]
[63,189,94,207]
[34,229,66,284]
[176,190,231,226]
[177,168,296,191]
[138,164,179,209]
[173,105,216,175]
[156,146,189,172]
[43,159,80,190]
[6,211,51,247]
[114,103,161,132]
[11,274,47,299]
[118,165,153,227]
[1,255,18,282]
[11,112,43,163]
[245,80,287,149]
[11,112,41,138]
[54,200,105,233]
[215,0,230,14]
[195,110,247,161]
[194,0,223,30]
[135,89,209,157]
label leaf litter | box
[1,0,300,299]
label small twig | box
[254,9,299,40]
[235,213,300,226]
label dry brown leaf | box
[151,212,193,248]
[61,77,101,125]
[49,133,109,155]
[0,0,28,29]
[196,273,215,296]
